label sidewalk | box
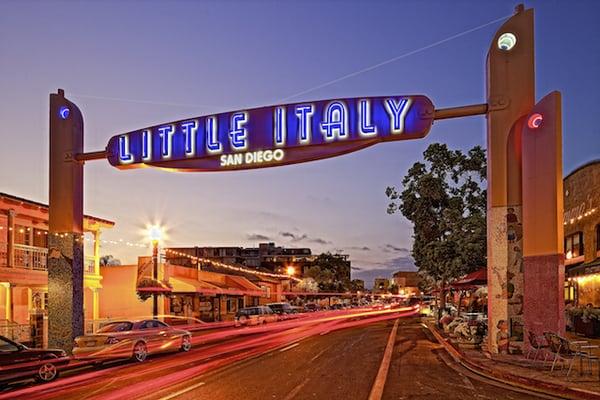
[426,320,600,400]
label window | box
[0,338,18,352]
[596,225,600,253]
[33,229,48,248]
[565,232,584,259]
[14,225,30,245]
[227,298,237,313]
[97,322,133,333]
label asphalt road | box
[0,312,547,400]
[142,317,544,400]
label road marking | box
[282,377,310,400]
[310,348,328,362]
[367,318,399,400]
[279,342,300,352]
[158,381,205,400]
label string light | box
[165,248,301,282]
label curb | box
[426,322,600,400]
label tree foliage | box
[386,143,486,287]
[304,253,351,292]
[99,254,121,266]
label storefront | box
[562,160,600,336]
[564,160,600,306]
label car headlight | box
[106,337,120,345]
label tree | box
[304,253,351,292]
[386,143,486,309]
[99,255,121,266]
[295,277,319,293]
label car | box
[266,302,294,315]
[0,335,68,384]
[73,319,192,363]
[235,306,278,327]
[303,303,321,312]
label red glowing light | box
[527,113,543,129]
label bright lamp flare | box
[286,266,296,276]
[148,225,163,243]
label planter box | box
[573,315,600,337]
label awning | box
[567,259,600,277]
[450,268,487,288]
[225,276,263,296]
[169,276,221,295]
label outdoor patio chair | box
[543,331,561,369]
[551,335,599,376]
[525,330,548,362]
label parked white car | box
[234,306,278,327]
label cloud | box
[279,231,330,244]
[280,231,307,241]
[309,237,331,245]
[351,255,417,288]
[347,246,371,251]
[246,233,271,241]
[382,244,410,253]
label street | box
[0,311,545,400]
[145,317,544,400]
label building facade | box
[99,258,287,323]
[392,271,421,296]
[563,160,600,306]
[0,192,114,344]
[167,242,316,276]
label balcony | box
[0,242,97,274]
[14,244,48,270]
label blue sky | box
[1,0,599,284]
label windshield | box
[97,322,133,333]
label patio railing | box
[14,244,48,270]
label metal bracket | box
[487,96,510,112]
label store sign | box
[106,95,435,172]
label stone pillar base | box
[48,233,83,353]
[523,254,565,338]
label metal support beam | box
[433,103,488,120]
[74,150,108,162]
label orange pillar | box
[48,89,84,352]
[522,92,565,337]
[485,6,535,353]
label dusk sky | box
[1,0,599,284]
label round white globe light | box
[497,33,517,51]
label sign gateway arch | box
[106,95,435,172]
[48,4,565,356]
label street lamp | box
[286,266,296,276]
[147,225,162,319]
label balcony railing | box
[0,242,97,274]
[14,244,48,270]
[84,256,96,274]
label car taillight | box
[106,337,119,345]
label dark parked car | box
[267,302,294,315]
[303,303,321,312]
[0,335,68,384]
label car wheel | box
[132,341,148,362]
[35,361,58,383]
[180,335,192,352]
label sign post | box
[48,89,85,352]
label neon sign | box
[106,95,434,171]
